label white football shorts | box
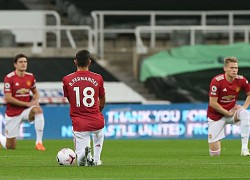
[4,106,36,138]
[207,113,238,143]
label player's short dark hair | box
[75,50,91,67]
[14,54,27,63]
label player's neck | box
[225,74,234,82]
[77,67,88,71]
[15,70,25,77]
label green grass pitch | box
[0,139,249,179]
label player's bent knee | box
[32,106,43,114]
[209,149,221,156]
[237,108,249,119]
[237,108,250,125]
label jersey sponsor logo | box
[16,88,29,95]
[223,88,227,92]
[220,99,236,103]
[221,95,235,101]
[208,134,212,139]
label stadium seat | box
[0,30,16,47]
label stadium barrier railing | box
[135,25,250,54]
[0,10,94,53]
[91,10,250,59]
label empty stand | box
[57,0,250,14]
[3,0,250,103]
[145,67,250,103]
[0,57,118,82]
[0,0,27,10]
[0,30,16,47]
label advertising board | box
[0,103,242,139]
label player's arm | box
[99,95,106,112]
[31,87,40,105]
[98,76,106,112]
[209,96,234,117]
[242,91,250,109]
[62,81,69,102]
[5,92,34,107]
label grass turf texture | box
[0,139,249,179]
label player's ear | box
[74,59,77,65]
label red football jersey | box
[62,70,105,131]
[207,74,250,121]
[4,71,36,116]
